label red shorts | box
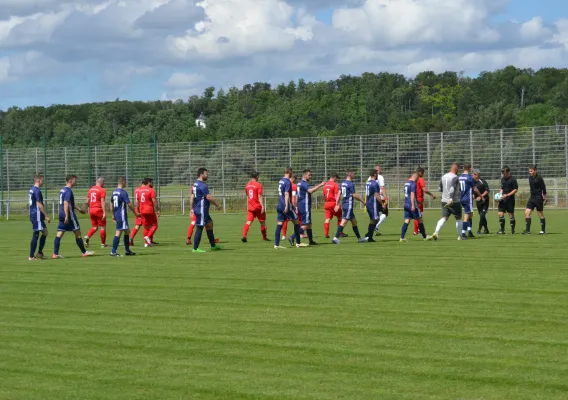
[247,209,266,222]
[89,209,106,227]
[324,202,342,220]
[417,202,424,212]
[141,212,157,227]
[135,217,144,226]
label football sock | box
[367,223,375,238]
[39,233,47,254]
[293,224,301,244]
[243,223,251,238]
[378,214,387,226]
[307,229,313,242]
[353,226,361,239]
[467,219,472,231]
[525,218,531,232]
[281,221,288,237]
[100,229,106,245]
[275,225,283,246]
[206,229,216,247]
[112,236,120,253]
[499,216,505,231]
[401,222,409,239]
[510,217,516,232]
[324,222,330,236]
[54,237,61,255]
[143,227,149,238]
[131,227,139,239]
[413,219,419,234]
[187,224,195,240]
[194,226,203,250]
[418,223,426,238]
[87,227,97,239]
[76,238,87,254]
[435,218,445,234]
[540,218,545,232]
[456,220,463,234]
[334,225,344,239]
[124,235,131,252]
[260,225,267,239]
[148,226,158,240]
[30,231,39,258]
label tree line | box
[1,65,567,148]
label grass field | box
[1,210,567,400]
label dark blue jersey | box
[365,180,380,210]
[340,180,356,208]
[192,180,210,214]
[459,173,476,202]
[29,185,44,222]
[297,180,311,209]
[404,179,417,210]
[58,186,75,220]
[277,177,292,211]
[111,188,130,221]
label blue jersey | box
[297,180,311,209]
[365,180,380,210]
[111,188,130,222]
[403,179,417,210]
[58,187,76,220]
[29,186,44,222]
[277,177,292,211]
[459,173,476,202]
[340,180,356,208]
[192,180,210,214]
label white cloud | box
[161,71,206,100]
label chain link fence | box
[1,125,568,219]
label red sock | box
[131,227,139,239]
[187,224,195,239]
[324,222,330,237]
[243,223,251,238]
[413,219,419,234]
[282,221,288,237]
[143,227,149,238]
[87,227,97,239]
[148,225,158,239]
[260,225,267,239]
[100,229,106,245]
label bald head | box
[96,177,105,187]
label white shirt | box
[368,175,386,200]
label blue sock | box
[401,223,409,239]
[39,234,47,254]
[419,223,426,238]
[194,226,203,250]
[275,224,282,246]
[206,229,216,247]
[294,224,301,244]
[112,236,120,253]
[123,235,130,252]
[30,232,39,258]
[367,224,375,238]
[334,225,344,239]
[299,226,305,234]
[54,236,61,255]
[353,226,361,239]
[468,220,473,231]
[76,238,87,254]
[307,229,313,242]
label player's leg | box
[242,210,254,241]
[73,228,90,255]
[508,199,516,234]
[523,201,533,234]
[204,218,219,250]
[324,205,332,238]
[86,213,99,246]
[432,205,450,237]
[376,206,388,233]
[281,220,288,238]
[259,212,268,241]
[144,214,157,246]
[122,227,135,255]
[349,217,364,241]
[537,202,545,234]
[413,203,423,235]
[30,229,40,260]
[187,214,196,244]
[400,215,411,241]
[53,229,65,258]
[332,217,348,244]
[37,226,48,258]
[417,216,427,239]
[274,212,285,247]
[111,229,124,256]
[148,214,159,243]
[99,216,107,247]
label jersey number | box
[249,189,254,199]
[341,187,347,197]
[90,193,97,203]
[29,194,33,206]
[404,186,409,198]
[113,196,119,208]
[141,193,146,203]
[460,181,465,192]
[59,193,64,205]
[278,184,283,196]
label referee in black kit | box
[472,169,490,234]
[497,166,518,234]
[522,165,547,235]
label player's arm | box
[284,191,290,213]
[64,200,70,223]
[446,177,458,204]
[37,199,50,223]
[127,201,139,217]
[352,192,365,204]
[258,192,265,214]
[205,194,221,210]
[423,184,436,199]
[504,180,518,199]
[374,192,383,205]
[189,192,195,217]
[101,195,106,218]
[152,192,160,217]
[291,192,298,208]
[411,190,416,211]
[307,182,325,194]
[74,202,86,214]
[540,177,547,202]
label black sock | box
[499,217,505,231]
[307,229,313,242]
[525,218,531,232]
[541,218,545,232]
[30,232,39,258]
[124,235,131,252]
[510,218,516,232]
[367,224,375,238]
[353,226,361,239]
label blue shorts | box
[115,219,129,231]
[461,200,474,214]
[342,205,355,221]
[194,212,212,227]
[404,208,422,220]
[277,208,297,222]
[366,203,380,221]
[299,209,311,225]
[57,214,80,232]
[31,220,46,232]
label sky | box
[0,0,567,109]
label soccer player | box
[400,171,427,241]
[281,174,302,239]
[274,167,307,249]
[28,174,50,260]
[472,169,490,234]
[523,164,547,235]
[497,166,518,234]
[85,177,107,248]
[109,176,138,256]
[332,170,367,244]
[374,164,389,236]
[365,169,383,242]
[129,179,146,246]
[139,178,160,247]
[190,168,223,253]
[459,163,482,240]
[323,173,347,239]
[292,169,325,245]
[413,167,436,235]
[426,163,464,241]
[242,171,268,242]
[53,175,95,258]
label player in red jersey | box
[413,167,436,235]
[85,177,107,248]
[242,171,268,242]
[281,175,302,238]
[323,173,347,238]
[129,179,146,246]
[139,178,160,247]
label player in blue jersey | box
[28,174,51,260]
[274,167,307,249]
[400,172,427,242]
[332,170,367,244]
[458,163,482,240]
[109,176,139,256]
[53,175,95,258]
[190,168,223,253]
[289,169,325,245]
[365,169,384,243]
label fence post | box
[125,143,128,191]
[188,142,192,179]
[500,129,504,169]
[181,189,184,215]
[427,132,431,209]
[440,131,444,175]
[359,135,364,202]
[396,134,400,209]
[88,135,92,186]
[153,135,159,201]
[130,134,134,197]
[565,125,568,208]
[0,135,3,216]
[64,147,68,176]
[221,141,226,214]
[51,200,55,220]
[469,130,474,167]
[43,135,47,211]
[323,137,328,179]
[94,146,98,178]
[35,148,38,174]
[554,178,558,207]
[288,138,292,167]
[254,139,258,170]
[532,127,536,165]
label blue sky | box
[1,0,567,109]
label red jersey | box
[87,186,106,210]
[416,177,425,201]
[245,180,263,211]
[134,186,143,211]
[323,180,339,203]
[139,187,157,214]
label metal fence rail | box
[1,125,567,218]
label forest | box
[1,65,567,148]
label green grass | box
[1,211,567,400]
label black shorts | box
[442,202,462,219]
[476,202,488,214]
[381,206,388,217]
[498,199,515,214]
[526,198,544,212]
